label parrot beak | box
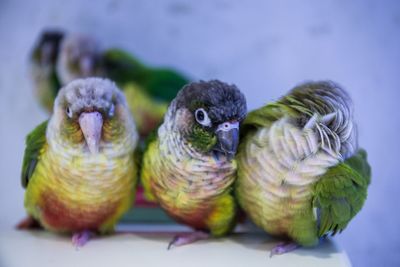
[79,111,103,154]
[80,55,94,76]
[215,121,239,160]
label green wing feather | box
[344,149,371,186]
[102,49,148,87]
[21,121,48,188]
[240,101,297,139]
[313,149,371,237]
[142,68,189,102]
[102,49,189,102]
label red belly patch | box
[40,191,119,232]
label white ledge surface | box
[0,225,351,267]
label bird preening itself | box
[19,78,138,247]
[235,81,371,256]
[141,80,247,248]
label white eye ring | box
[108,104,115,117]
[195,108,211,127]
[66,107,73,118]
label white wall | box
[0,0,399,266]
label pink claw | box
[167,231,209,250]
[72,230,93,248]
[270,242,299,257]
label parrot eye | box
[108,104,115,117]
[195,108,211,127]
[66,107,73,118]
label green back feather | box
[102,48,148,87]
[102,49,189,102]
[142,68,189,102]
[21,121,48,188]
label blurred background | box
[0,0,399,266]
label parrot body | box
[21,78,138,246]
[142,106,237,236]
[236,81,370,255]
[141,80,247,247]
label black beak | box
[215,121,239,160]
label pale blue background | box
[0,0,399,266]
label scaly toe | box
[270,242,299,257]
[167,231,209,250]
[72,230,93,248]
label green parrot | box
[19,78,138,247]
[235,81,371,256]
[30,30,189,138]
[141,80,247,248]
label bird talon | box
[72,230,93,248]
[167,231,209,250]
[167,236,179,250]
[270,242,299,257]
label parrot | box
[29,30,190,138]
[141,80,247,248]
[29,30,64,112]
[235,81,371,256]
[19,77,138,247]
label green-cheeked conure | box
[141,80,247,248]
[235,81,371,256]
[30,30,190,138]
[19,78,138,247]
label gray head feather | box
[55,77,126,115]
[174,80,247,124]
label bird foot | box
[72,230,94,248]
[16,216,42,230]
[270,242,299,257]
[167,231,209,250]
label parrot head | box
[57,34,103,85]
[50,78,136,154]
[31,30,65,68]
[173,80,247,159]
